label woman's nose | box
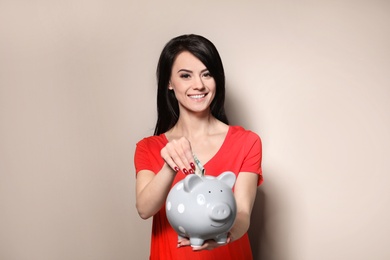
[193,76,206,90]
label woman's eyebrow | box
[177,68,208,73]
[177,69,192,73]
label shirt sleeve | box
[134,138,152,175]
[241,132,263,186]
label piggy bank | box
[166,171,237,247]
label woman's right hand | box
[160,137,196,175]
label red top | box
[135,125,263,260]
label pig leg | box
[214,232,228,244]
[190,237,205,247]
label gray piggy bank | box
[166,171,237,247]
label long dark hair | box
[154,34,229,135]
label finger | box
[226,233,232,244]
[177,240,191,247]
[163,155,180,173]
[168,144,189,174]
[177,137,196,173]
[192,242,209,251]
[160,147,180,173]
[192,239,226,251]
[180,140,196,172]
[163,142,190,175]
[170,138,194,174]
[177,237,191,248]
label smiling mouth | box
[210,222,227,228]
[188,94,207,99]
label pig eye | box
[220,190,223,192]
[208,191,211,193]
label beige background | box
[1,1,389,259]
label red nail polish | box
[183,169,189,175]
[190,162,195,170]
[174,167,179,172]
[189,169,194,174]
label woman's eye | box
[202,72,212,78]
[180,74,191,79]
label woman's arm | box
[136,163,177,219]
[190,171,259,251]
[136,137,195,219]
[229,171,259,241]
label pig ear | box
[183,174,203,192]
[217,171,236,188]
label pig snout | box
[209,203,231,221]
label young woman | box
[134,34,263,259]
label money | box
[193,154,205,177]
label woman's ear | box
[168,82,173,90]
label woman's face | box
[169,51,216,115]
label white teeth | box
[189,94,205,99]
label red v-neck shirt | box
[135,125,262,260]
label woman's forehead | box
[172,51,207,72]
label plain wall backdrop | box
[1,1,389,259]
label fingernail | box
[174,166,179,172]
[189,169,194,174]
[190,162,196,170]
[183,169,189,175]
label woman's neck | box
[167,113,222,141]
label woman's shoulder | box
[228,125,261,139]
[226,125,262,148]
[136,134,168,147]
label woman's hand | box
[160,137,196,175]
